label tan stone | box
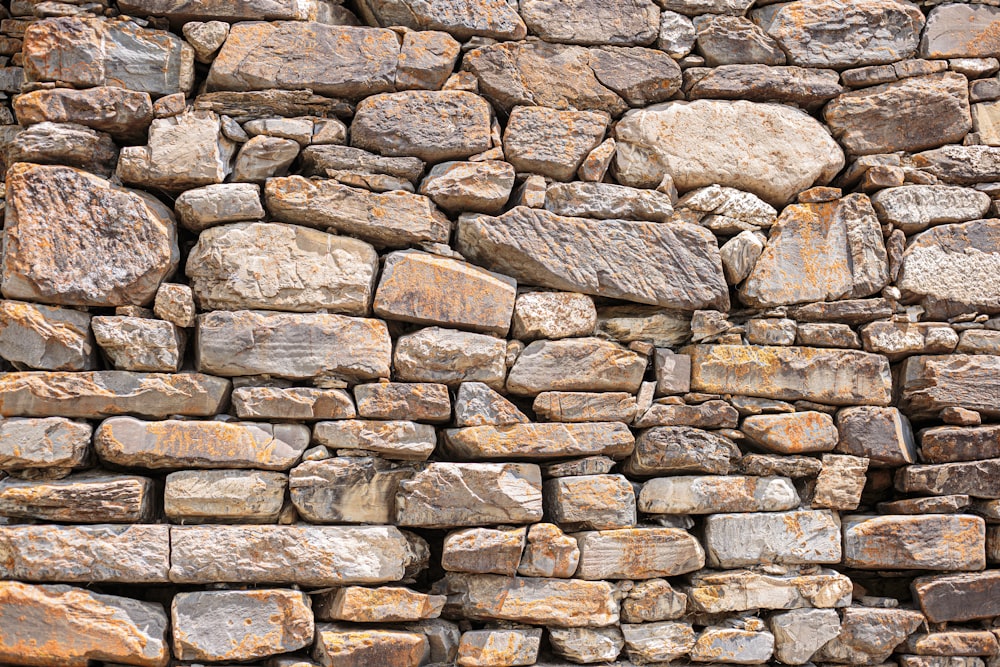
[13,86,154,141]
[622,579,688,622]
[843,514,986,570]
[315,587,444,623]
[639,475,799,514]
[544,474,636,530]
[0,472,154,523]
[418,160,514,214]
[355,0,527,40]
[232,386,356,421]
[504,106,609,181]
[573,527,705,579]
[457,628,541,667]
[91,316,185,373]
[0,300,95,371]
[685,569,853,613]
[393,327,507,388]
[164,469,287,524]
[354,382,451,423]
[443,422,633,461]
[899,354,1000,420]
[704,510,843,568]
[289,457,417,524]
[313,419,436,461]
[442,527,526,575]
[533,391,637,423]
[313,626,427,667]
[742,411,839,454]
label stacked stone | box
[0,0,998,666]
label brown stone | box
[573,527,705,579]
[686,64,844,110]
[920,425,1000,463]
[232,386,357,421]
[355,0,527,40]
[393,327,507,388]
[315,586,444,623]
[742,411,839,454]
[313,626,427,667]
[506,338,646,396]
[896,459,1000,499]
[354,382,451,423]
[899,355,1000,420]
[442,422,634,461]
[913,571,1000,622]
[13,86,154,141]
[442,527,526,575]
[843,514,986,570]
[0,472,154,523]
[836,406,917,466]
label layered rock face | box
[0,1,999,666]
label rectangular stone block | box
[313,419,436,461]
[314,586,445,623]
[899,354,1000,419]
[232,386,356,421]
[164,470,287,524]
[912,571,1000,622]
[0,371,230,418]
[290,457,417,524]
[506,338,647,396]
[843,514,986,570]
[544,474,636,531]
[685,569,854,613]
[169,525,424,585]
[896,459,1000,498]
[835,405,917,466]
[442,422,634,461]
[197,310,391,381]
[0,581,169,667]
[0,416,91,473]
[441,527,526,576]
[354,382,451,423]
[0,472,155,523]
[439,573,619,628]
[638,475,800,514]
[95,417,310,470]
[623,426,741,476]
[573,527,705,580]
[458,628,542,667]
[920,425,1000,463]
[313,625,427,667]
[0,524,169,583]
[687,344,893,406]
[704,510,843,568]
[532,391,637,423]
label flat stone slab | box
[290,457,418,525]
[313,419,437,461]
[896,459,1000,499]
[442,422,634,461]
[0,416,91,473]
[164,469,287,524]
[843,514,986,571]
[573,527,705,579]
[0,472,155,523]
[639,475,799,514]
[913,571,1000,623]
[899,354,1000,420]
[685,569,853,613]
[703,509,843,568]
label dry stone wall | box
[0,0,998,665]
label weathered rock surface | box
[913,571,1000,623]
[504,106,609,181]
[165,469,287,523]
[442,526,526,576]
[624,426,740,476]
[639,475,799,514]
[13,86,154,141]
[444,422,633,461]
[290,457,417,524]
[0,472,154,523]
[770,608,841,665]
[394,327,508,388]
[703,509,843,567]
[686,569,853,613]
[574,527,705,579]
[843,514,986,570]
[0,416,91,474]
[686,64,844,109]
[614,99,844,205]
[812,607,925,665]
[458,207,729,310]
[92,317,185,373]
[419,160,514,214]
[356,0,527,40]
[233,386,356,421]
[0,300,95,372]
[871,185,990,234]
[520,0,659,46]
[896,458,1000,499]
[313,419,437,460]
[507,338,646,396]
[315,586,444,623]
[920,3,1000,59]
[898,354,1000,419]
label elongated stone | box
[118,0,316,22]
[23,16,194,96]
[899,354,1000,419]
[290,457,417,524]
[573,527,705,579]
[164,470,287,524]
[639,475,799,514]
[0,417,91,473]
[443,422,634,461]
[374,250,516,335]
[169,525,425,585]
[187,222,378,315]
[899,631,1000,657]
[457,206,729,310]
[315,586,444,623]
[265,176,451,248]
[704,510,843,568]
[687,64,844,110]
[533,391,637,424]
[912,571,1000,623]
[0,371,230,418]
[691,627,775,664]
[438,573,619,627]
[623,426,740,476]
[232,386,356,421]
[394,327,507,388]
[457,628,541,667]
[13,86,154,141]
[0,581,169,667]
[6,126,115,178]
[688,344,893,406]
[208,22,397,98]
[95,417,309,470]
[313,625,427,667]
[506,338,646,396]
[172,589,314,662]
[355,0,527,40]
[520,0,659,45]
[741,411,839,454]
[2,163,178,308]
[843,514,986,571]
[621,621,696,663]
[354,382,451,423]
[870,185,990,234]
[197,310,391,381]
[313,419,437,461]
[397,462,542,528]
[921,425,1000,464]
[0,524,169,583]
[686,569,853,613]
[896,459,1000,499]
[0,472,154,523]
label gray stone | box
[301,145,425,183]
[861,321,959,360]
[444,422,635,461]
[290,457,417,524]
[912,571,1000,623]
[911,145,1000,185]
[0,300,95,371]
[419,160,514,214]
[0,472,155,523]
[91,316,184,373]
[313,419,436,461]
[549,627,624,664]
[197,310,391,381]
[543,474,636,530]
[574,527,705,579]
[596,305,690,347]
[233,386,357,421]
[458,207,729,310]
[518,522,580,578]
[658,10,697,57]
[621,621,696,663]
[533,392,637,424]
[504,106,609,182]
[393,327,507,389]
[686,64,844,110]
[676,184,778,233]
[512,292,596,342]
[690,627,775,664]
[659,0,752,15]
[183,20,229,62]
[506,338,646,396]
[454,382,528,427]
[920,4,1000,59]
[614,99,844,205]
[13,86,154,141]
[174,183,264,232]
[836,406,917,466]
[812,607,925,665]
[695,15,786,66]
[354,382,451,423]
[544,181,673,222]
[441,526,525,575]
[703,509,842,568]
[639,475,799,514]
[231,135,300,182]
[870,185,990,234]
[3,122,118,177]
[0,417,91,474]
[355,0,527,40]
[165,469,287,524]
[520,0,659,46]
[770,608,841,665]
[899,354,1000,420]
[118,0,317,22]
[897,459,1000,499]
[396,462,543,528]
[686,569,853,613]
[624,426,740,476]
[920,425,1000,464]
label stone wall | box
[0,0,998,665]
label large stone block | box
[13,86,154,141]
[393,327,507,388]
[623,426,740,476]
[685,569,853,613]
[0,472,155,523]
[119,0,316,22]
[504,106,609,181]
[313,419,436,461]
[896,459,1000,499]
[355,0,527,40]
[639,475,799,514]
[912,571,1000,623]
[196,310,391,381]
[573,527,705,579]
[0,300,95,371]
[506,338,646,396]
[843,514,986,570]
[313,625,428,667]
[898,354,1000,419]
[920,425,1000,464]
[164,469,287,524]
[704,509,843,568]
[290,457,417,524]
[920,3,1000,58]
[836,405,917,466]
[0,417,91,474]
[443,422,634,461]
[544,474,636,530]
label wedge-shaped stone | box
[394,327,507,388]
[265,176,451,248]
[0,581,169,667]
[442,526,526,576]
[313,419,436,461]
[899,354,1000,420]
[688,344,892,406]
[760,0,924,68]
[439,573,619,627]
[897,221,1000,319]
[741,194,888,307]
[13,86,154,141]
[172,589,314,662]
[95,417,309,470]
[457,207,729,310]
[170,525,424,585]
[824,73,971,156]
[233,386,356,421]
[351,90,493,163]
[396,462,543,528]
[920,3,1000,58]
[687,64,844,110]
[355,0,526,40]
[614,99,844,205]
[704,509,842,568]
[686,569,853,613]
[897,459,1000,499]
[870,185,990,234]
[187,222,377,315]
[0,472,154,523]
[455,382,528,427]
[374,250,516,335]
[315,586,444,623]
[506,338,646,396]
[921,425,1000,464]
[574,527,705,580]
[812,607,925,665]
[197,310,391,381]
[119,0,315,22]
[843,514,986,571]
[23,16,194,96]
[544,474,636,531]
[0,417,91,473]
[355,382,451,423]
[290,457,417,524]
[836,406,916,466]
[639,475,799,514]
[0,371,230,418]
[545,181,673,222]
[0,524,169,583]
[208,22,397,98]
[741,411,839,454]
[3,163,178,307]
[443,422,634,461]
[165,470,287,524]
[313,625,427,667]
[624,426,740,476]
[913,571,1000,623]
